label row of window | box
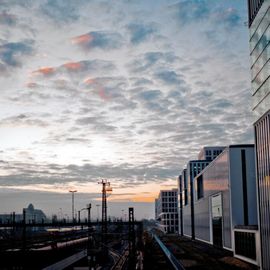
[161,213,178,219]
[162,208,177,213]
[205,149,223,156]
[161,191,177,197]
[162,197,177,202]
[162,220,177,225]
[162,203,177,208]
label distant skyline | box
[0,0,252,219]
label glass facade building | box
[248,0,265,26]
[248,0,270,269]
[182,160,211,239]
[250,0,270,118]
[193,146,258,264]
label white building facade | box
[155,189,178,233]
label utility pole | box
[78,210,81,224]
[98,179,112,260]
[69,189,77,223]
[86,203,92,269]
[22,209,26,252]
[98,179,112,236]
[128,207,136,268]
[87,203,91,225]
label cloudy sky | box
[0,0,253,219]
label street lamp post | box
[69,190,77,223]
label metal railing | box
[153,234,185,270]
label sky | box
[0,0,253,220]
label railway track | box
[111,245,129,270]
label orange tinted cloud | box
[63,62,82,70]
[33,66,55,76]
[84,78,95,85]
[71,33,93,44]
[84,77,110,101]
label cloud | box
[128,51,178,73]
[72,31,123,50]
[32,60,115,78]
[75,115,118,134]
[213,7,241,28]
[0,40,34,72]
[0,11,17,26]
[137,90,161,101]
[130,77,153,87]
[26,82,41,88]
[39,0,87,23]
[0,114,49,127]
[127,23,156,44]
[172,0,210,25]
[32,66,56,76]
[155,70,184,85]
[171,0,241,29]
[0,160,178,187]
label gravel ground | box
[160,234,259,270]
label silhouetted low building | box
[23,203,46,223]
[0,213,22,224]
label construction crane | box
[98,179,112,236]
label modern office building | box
[248,0,270,269]
[193,145,259,265]
[197,146,225,161]
[182,160,211,239]
[177,174,183,236]
[155,189,178,233]
[179,146,226,238]
[155,198,158,220]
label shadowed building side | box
[248,0,270,269]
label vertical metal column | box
[128,207,136,266]
[87,203,92,225]
[86,203,92,269]
[99,179,111,236]
[22,209,26,251]
[102,181,107,235]
[69,190,77,223]
[98,179,112,260]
